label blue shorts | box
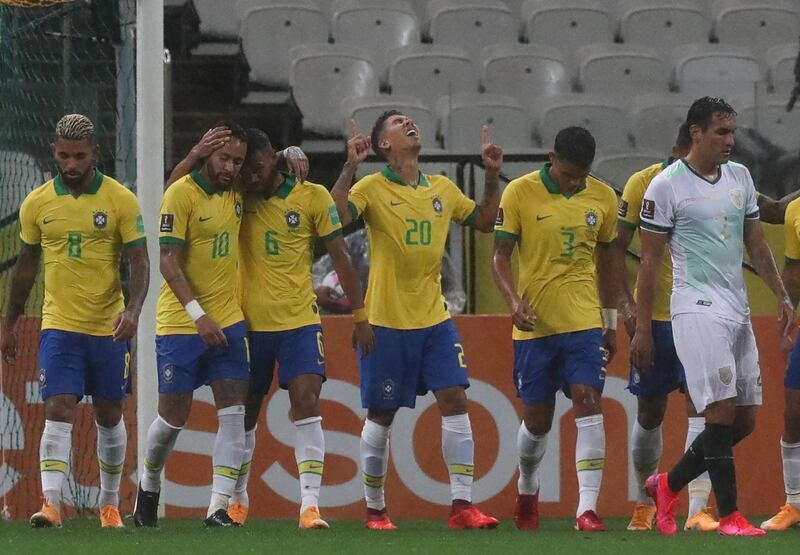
[628,320,686,398]
[155,321,250,394]
[38,330,131,401]
[513,328,607,405]
[358,319,469,410]
[248,324,326,394]
[786,336,800,390]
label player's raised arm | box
[470,126,503,233]
[331,120,370,227]
[165,126,232,189]
[758,189,800,225]
[1,243,41,363]
[630,229,667,370]
[279,146,309,183]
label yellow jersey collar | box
[274,172,297,199]
[190,169,224,196]
[662,156,674,169]
[541,162,585,198]
[54,170,103,197]
[381,164,429,188]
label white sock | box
[40,420,73,509]
[295,416,325,513]
[575,414,605,517]
[96,419,127,508]
[209,405,245,517]
[781,439,800,508]
[360,419,390,511]
[232,426,256,506]
[517,422,547,496]
[631,420,662,504]
[685,416,711,516]
[442,414,474,503]
[141,415,182,493]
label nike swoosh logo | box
[199,216,213,222]
[43,217,55,224]
[41,462,61,470]
[389,201,405,206]
[536,215,552,221]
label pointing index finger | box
[351,119,358,139]
[481,125,489,146]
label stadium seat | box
[672,44,762,107]
[616,0,710,59]
[437,93,534,153]
[331,0,420,85]
[192,0,239,38]
[481,44,570,113]
[576,43,669,96]
[388,45,478,111]
[289,44,379,135]
[425,0,517,61]
[593,151,664,188]
[241,0,328,88]
[766,43,799,96]
[738,100,800,153]
[535,94,630,150]
[631,93,695,152]
[340,95,437,148]
[711,0,800,63]
[522,0,613,57]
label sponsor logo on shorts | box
[160,214,174,232]
[632,370,640,384]
[641,199,655,220]
[39,369,46,388]
[382,379,396,400]
[718,365,733,386]
[618,199,629,217]
[162,363,174,384]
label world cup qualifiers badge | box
[93,210,108,229]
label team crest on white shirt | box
[729,188,744,210]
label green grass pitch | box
[1,518,798,555]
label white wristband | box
[185,299,205,322]
[601,308,618,330]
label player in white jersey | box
[631,97,795,537]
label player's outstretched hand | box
[282,146,309,183]
[345,120,371,169]
[602,329,617,364]
[0,325,16,364]
[113,310,139,342]
[620,300,637,339]
[191,126,231,160]
[630,330,654,371]
[511,298,536,332]
[352,320,375,358]
[481,125,503,174]
[196,314,228,347]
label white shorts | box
[672,313,762,413]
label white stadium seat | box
[426,0,517,61]
[672,43,762,107]
[712,0,800,63]
[576,43,669,96]
[616,0,710,59]
[631,93,694,152]
[193,0,239,38]
[437,93,534,153]
[522,0,613,58]
[738,100,800,153]
[535,94,630,150]
[766,43,799,96]
[388,45,478,111]
[289,44,379,135]
[241,0,328,88]
[331,0,420,85]
[593,151,664,188]
[340,95,437,148]
[481,44,570,113]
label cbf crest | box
[285,210,301,229]
[432,196,443,216]
[235,200,242,218]
[729,187,744,210]
[93,210,108,229]
[585,209,598,229]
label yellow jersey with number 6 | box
[495,163,618,340]
[348,165,477,330]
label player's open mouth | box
[405,129,418,137]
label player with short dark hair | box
[133,120,251,529]
[331,113,502,530]
[493,126,620,532]
[632,97,795,536]
[1,113,149,529]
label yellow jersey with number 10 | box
[495,163,618,340]
[348,165,477,330]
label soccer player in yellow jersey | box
[331,112,503,530]
[133,121,250,529]
[493,127,619,532]
[1,114,149,529]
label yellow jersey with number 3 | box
[156,170,244,334]
[18,171,146,335]
[618,160,673,322]
[495,163,618,340]
[239,174,342,331]
[348,165,477,329]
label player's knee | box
[367,409,396,427]
[523,417,551,436]
[637,399,667,430]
